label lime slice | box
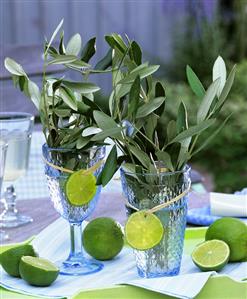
[125,211,164,250]
[192,240,230,272]
[66,170,97,206]
[19,256,59,287]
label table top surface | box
[1,191,209,245]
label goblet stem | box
[69,222,83,259]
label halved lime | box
[125,211,164,250]
[19,256,59,287]
[65,170,97,206]
[192,240,230,272]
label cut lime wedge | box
[66,170,97,206]
[19,256,59,286]
[125,211,164,250]
[192,240,230,272]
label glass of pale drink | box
[0,112,34,227]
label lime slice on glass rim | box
[65,170,97,206]
[125,210,164,250]
[192,240,230,271]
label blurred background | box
[0,0,246,194]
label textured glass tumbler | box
[42,144,105,276]
[120,166,191,278]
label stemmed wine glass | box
[0,112,34,228]
[0,140,8,241]
[42,144,105,276]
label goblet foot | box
[0,212,33,228]
[57,255,104,276]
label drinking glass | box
[0,140,8,241]
[42,143,105,276]
[0,112,34,228]
[120,166,191,278]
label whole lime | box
[82,217,124,260]
[0,244,37,277]
[19,256,59,287]
[205,217,247,262]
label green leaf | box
[54,108,71,117]
[4,58,27,76]
[215,64,236,111]
[186,65,205,98]
[95,49,112,70]
[62,80,100,93]
[97,145,118,186]
[128,75,140,119]
[66,33,82,56]
[169,118,216,144]
[136,97,165,118]
[176,101,188,133]
[105,34,126,53]
[144,113,158,140]
[48,54,77,65]
[45,19,64,56]
[65,60,90,71]
[192,114,232,156]
[155,81,165,97]
[128,145,150,169]
[197,78,220,123]
[91,127,123,141]
[59,86,77,111]
[81,37,96,63]
[177,138,191,169]
[59,30,65,54]
[213,56,226,97]
[155,151,174,171]
[131,41,142,65]
[93,110,119,130]
[166,120,177,143]
[118,64,160,84]
[76,136,90,149]
[28,80,41,109]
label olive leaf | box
[155,151,174,171]
[169,118,216,144]
[95,49,112,70]
[97,145,118,186]
[128,145,150,169]
[48,54,77,65]
[28,80,41,109]
[91,127,123,141]
[45,19,64,56]
[128,75,140,119]
[118,64,159,84]
[197,78,220,123]
[81,37,96,62]
[186,65,205,98]
[66,33,82,56]
[176,101,188,133]
[59,86,77,111]
[62,80,100,93]
[93,110,119,130]
[136,97,165,118]
[4,58,27,77]
[131,41,142,65]
[213,56,226,98]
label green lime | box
[19,256,59,287]
[125,211,164,250]
[192,240,230,271]
[83,217,124,260]
[0,244,37,277]
[205,217,247,262]
[66,170,97,206]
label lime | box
[192,240,230,271]
[66,170,97,206]
[83,217,124,260]
[19,256,59,287]
[205,217,247,262]
[0,244,37,277]
[125,211,164,250]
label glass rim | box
[120,164,191,177]
[42,142,105,153]
[0,112,34,122]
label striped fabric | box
[1,217,246,299]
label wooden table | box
[1,191,209,244]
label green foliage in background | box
[163,60,247,192]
